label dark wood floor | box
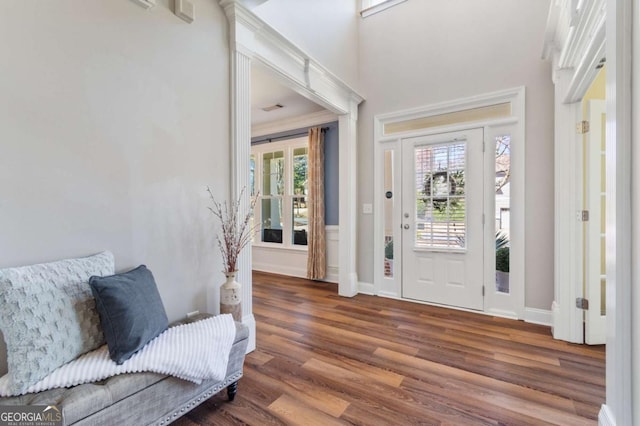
[175,271,605,425]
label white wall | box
[358,0,555,310]
[0,0,231,374]
[251,0,360,91]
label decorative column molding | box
[600,0,633,423]
[220,0,256,352]
[219,0,364,313]
[338,102,359,297]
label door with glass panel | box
[401,129,484,310]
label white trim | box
[130,0,155,9]
[605,0,633,423]
[544,0,607,345]
[218,1,364,319]
[524,308,553,327]
[373,87,525,319]
[564,32,605,103]
[358,281,375,295]
[253,246,307,278]
[598,404,615,426]
[338,112,360,297]
[252,110,338,138]
[376,292,526,322]
[251,136,308,251]
[631,0,640,421]
[551,69,583,343]
[360,0,407,18]
[486,308,518,320]
[375,87,523,131]
[325,225,339,283]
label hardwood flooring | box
[174,271,605,425]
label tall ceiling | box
[251,63,327,126]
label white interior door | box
[401,129,484,310]
[585,99,606,344]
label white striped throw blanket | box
[0,314,237,397]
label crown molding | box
[251,110,338,138]
[218,0,364,115]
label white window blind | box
[414,142,467,250]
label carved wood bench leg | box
[227,381,238,401]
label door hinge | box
[576,297,589,310]
[482,285,485,297]
[482,140,486,152]
[482,213,485,225]
[576,120,590,134]
[578,210,590,221]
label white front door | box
[401,129,485,310]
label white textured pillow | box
[0,251,114,395]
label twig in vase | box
[207,187,258,273]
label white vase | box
[220,271,242,322]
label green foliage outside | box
[421,170,465,217]
[293,155,307,195]
[495,230,509,250]
[385,240,393,260]
[496,247,510,272]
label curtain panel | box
[306,127,326,280]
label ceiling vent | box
[261,104,284,112]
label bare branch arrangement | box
[207,187,257,273]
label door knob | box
[403,224,410,230]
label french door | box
[584,99,606,344]
[401,129,485,310]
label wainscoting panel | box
[252,226,339,283]
[325,226,339,283]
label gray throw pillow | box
[89,265,168,365]
[0,251,114,395]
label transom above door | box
[401,129,485,310]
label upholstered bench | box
[0,252,248,425]
[0,321,248,425]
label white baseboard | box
[252,261,306,278]
[358,281,375,295]
[524,307,553,326]
[598,404,615,426]
[325,266,339,283]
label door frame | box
[373,87,526,319]
[543,0,607,345]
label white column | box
[632,0,640,421]
[220,0,256,352]
[232,49,256,352]
[600,0,633,423]
[338,102,359,297]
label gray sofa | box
[0,321,248,425]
